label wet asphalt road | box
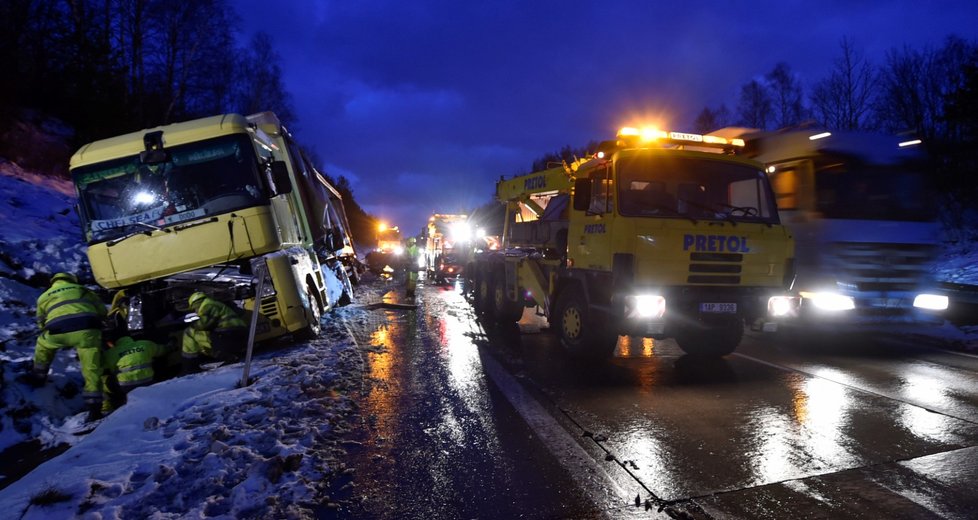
[332,273,978,519]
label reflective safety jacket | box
[190,296,246,332]
[36,278,106,334]
[102,336,167,388]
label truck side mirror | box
[270,161,293,195]
[573,178,592,211]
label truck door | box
[569,164,615,271]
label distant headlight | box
[393,247,404,256]
[801,291,855,311]
[913,294,948,311]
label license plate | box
[700,302,737,313]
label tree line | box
[0,0,378,246]
[692,35,978,206]
[525,36,978,209]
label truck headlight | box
[801,291,855,311]
[629,295,666,319]
[126,295,145,331]
[767,296,799,317]
[913,294,948,311]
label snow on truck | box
[468,127,796,358]
[729,127,948,335]
[69,112,356,348]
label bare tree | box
[810,36,877,130]
[737,80,771,130]
[234,32,296,125]
[692,104,732,133]
[152,0,239,123]
[876,36,976,141]
[766,62,806,129]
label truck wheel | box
[492,267,524,323]
[337,264,354,306]
[299,288,323,340]
[554,286,617,359]
[674,318,742,356]
[474,269,494,318]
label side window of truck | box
[770,168,798,210]
[588,167,612,214]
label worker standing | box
[101,335,175,414]
[181,291,247,374]
[405,237,420,297]
[31,272,107,420]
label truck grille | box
[688,252,742,284]
[828,242,936,292]
[260,296,278,317]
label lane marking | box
[732,352,978,426]
[478,351,645,519]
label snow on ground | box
[0,318,364,519]
[0,164,373,518]
[1,149,977,517]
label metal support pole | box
[241,260,267,386]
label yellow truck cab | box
[70,112,349,348]
[471,127,796,357]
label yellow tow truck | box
[468,127,796,357]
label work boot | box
[85,403,103,423]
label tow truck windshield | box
[617,155,779,225]
[73,134,268,243]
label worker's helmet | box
[407,237,416,245]
[51,272,77,284]
[188,291,208,308]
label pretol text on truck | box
[468,127,796,358]
[728,127,948,337]
[69,112,355,349]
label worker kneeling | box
[102,335,176,414]
[181,291,247,374]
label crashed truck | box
[468,127,796,358]
[69,112,357,350]
[721,127,949,337]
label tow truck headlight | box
[767,296,799,317]
[393,246,404,256]
[802,291,855,311]
[913,294,948,311]
[628,295,666,319]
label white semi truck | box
[728,127,949,337]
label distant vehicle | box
[432,252,465,284]
[70,112,356,349]
[468,126,795,358]
[729,127,948,337]
[424,213,469,280]
[366,225,403,274]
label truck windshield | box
[617,155,779,224]
[814,159,936,222]
[73,134,268,243]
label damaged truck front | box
[70,112,354,350]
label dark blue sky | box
[235,0,977,237]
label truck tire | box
[298,288,323,340]
[554,286,618,359]
[674,317,742,356]
[492,267,524,323]
[338,265,355,306]
[474,268,494,318]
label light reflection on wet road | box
[331,276,609,519]
[334,274,978,518]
